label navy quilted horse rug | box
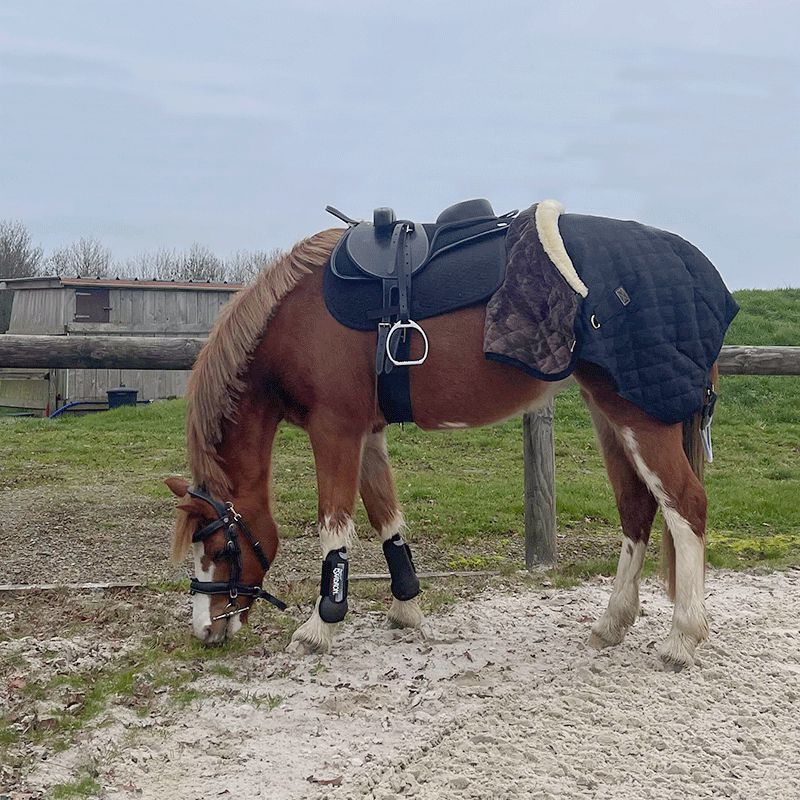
[483,201,739,424]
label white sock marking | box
[610,538,647,621]
[290,597,336,654]
[620,428,708,649]
[319,515,355,556]
[291,514,357,654]
[379,511,406,543]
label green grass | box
[50,774,101,799]
[724,288,800,346]
[0,286,797,783]
[0,288,798,575]
[0,399,186,495]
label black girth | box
[187,486,286,614]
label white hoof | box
[387,596,423,629]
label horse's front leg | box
[360,431,422,629]
[288,420,364,655]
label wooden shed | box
[0,276,242,415]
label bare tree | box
[122,244,227,282]
[224,248,281,284]
[36,236,280,284]
[0,220,43,279]
[121,248,182,281]
[47,237,112,277]
[180,243,226,282]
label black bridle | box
[187,486,286,618]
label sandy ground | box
[14,568,800,800]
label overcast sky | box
[1,1,798,288]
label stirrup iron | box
[385,320,429,367]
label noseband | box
[187,486,287,618]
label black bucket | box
[107,386,138,409]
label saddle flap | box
[344,222,430,280]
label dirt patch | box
[0,481,627,588]
[6,569,799,799]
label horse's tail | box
[660,361,718,599]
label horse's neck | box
[215,392,281,506]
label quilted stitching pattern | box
[484,205,739,424]
[484,207,579,379]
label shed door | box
[74,288,110,323]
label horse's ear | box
[176,500,203,514]
[165,476,190,498]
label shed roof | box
[0,275,244,292]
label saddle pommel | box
[373,207,396,234]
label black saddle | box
[324,199,515,422]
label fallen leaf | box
[306,775,343,786]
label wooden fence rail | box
[0,334,205,370]
[2,335,800,375]
[2,335,799,570]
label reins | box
[187,486,287,617]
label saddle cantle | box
[324,199,515,422]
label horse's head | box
[165,476,283,645]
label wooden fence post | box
[523,402,557,568]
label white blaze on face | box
[191,542,214,640]
[227,612,242,637]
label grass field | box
[0,288,798,579]
[0,289,797,792]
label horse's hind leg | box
[288,418,364,656]
[360,431,423,628]
[577,365,709,668]
[584,399,658,649]
[619,424,708,668]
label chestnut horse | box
[166,228,710,669]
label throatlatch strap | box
[382,533,420,601]
[318,547,349,623]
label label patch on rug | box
[615,286,631,306]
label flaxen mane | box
[185,229,342,495]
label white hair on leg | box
[319,514,356,555]
[287,597,335,655]
[379,510,406,542]
[589,537,647,648]
[657,505,708,666]
[387,595,423,629]
[288,515,355,655]
[379,513,423,629]
[620,428,708,667]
